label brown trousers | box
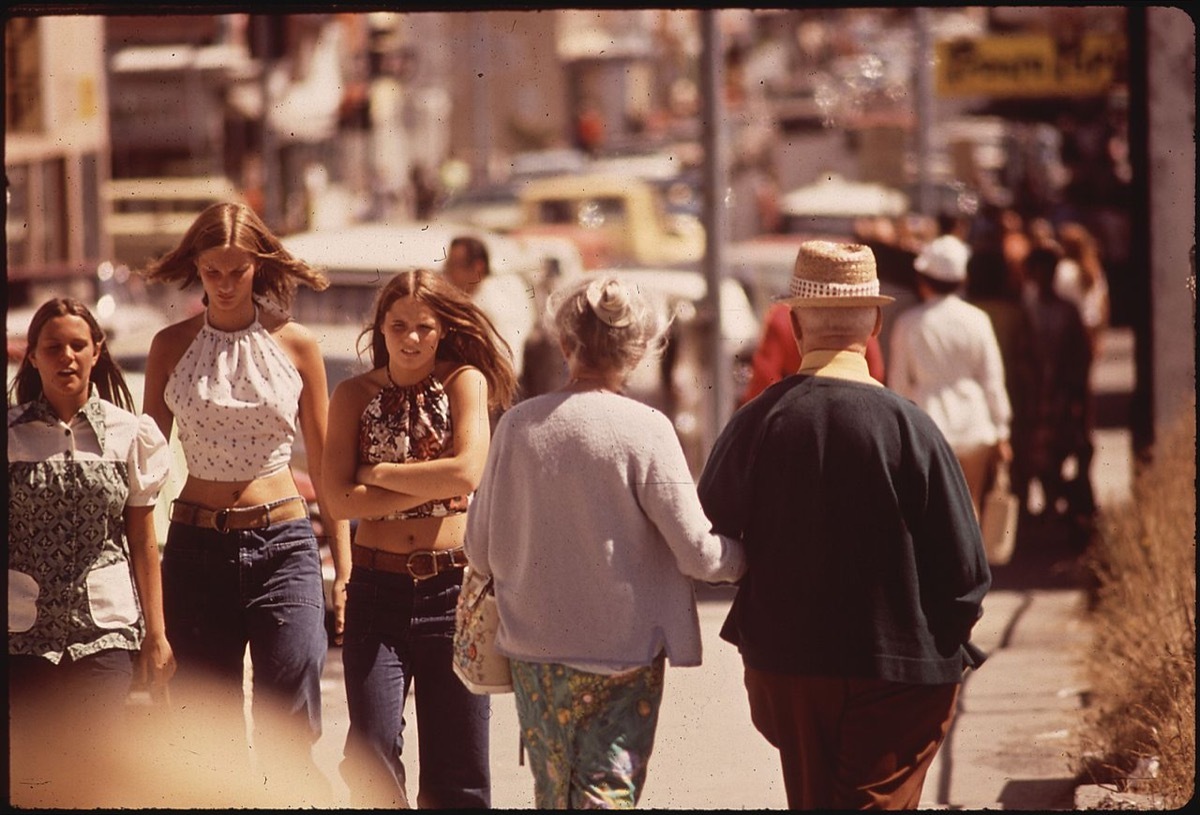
[744,667,959,810]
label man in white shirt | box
[888,234,1013,516]
[443,235,536,382]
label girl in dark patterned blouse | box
[7,297,175,806]
[323,268,516,808]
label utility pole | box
[700,10,731,451]
[470,13,493,187]
[914,7,935,217]
[255,14,281,231]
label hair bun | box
[585,278,634,328]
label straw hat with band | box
[778,240,895,308]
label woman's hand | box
[137,633,177,692]
[330,576,349,646]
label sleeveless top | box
[358,370,471,521]
[164,304,303,481]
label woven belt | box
[351,543,468,580]
[169,497,308,533]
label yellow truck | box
[515,173,705,269]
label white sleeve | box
[127,413,172,507]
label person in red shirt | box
[740,302,885,407]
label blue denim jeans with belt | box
[161,517,328,794]
[339,564,491,809]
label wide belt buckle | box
[214,508,232,534]
[407,550,439,580]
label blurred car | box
[778,173,909,236]
[581,266,761,476]
[515,173,706,270]
[588,148,703,217]
[105,175,245,268]
[281,220,543,323]
[435,182,526,234]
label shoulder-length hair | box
[7,297,134,411]
[140,201,329,310]
[365,268,518,410]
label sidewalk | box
[919,326,1137,811]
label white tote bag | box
[980,461,1020,565]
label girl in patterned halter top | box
[323,268,516,808]
[357,370,470,520]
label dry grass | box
[1076,406,1196,808]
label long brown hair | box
[365,269,518,410]
[140,201,329,310]
[7,297,134,412]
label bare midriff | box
[176,468,304,510]
[354,513,467,553]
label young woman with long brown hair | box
[322,268,516,808]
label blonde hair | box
[546,275,668,376]
[140,201,329,310]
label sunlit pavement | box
[307,594,787,810]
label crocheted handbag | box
[453,565,513,694]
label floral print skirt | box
[511,655,666,809]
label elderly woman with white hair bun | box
[465,274,746,809]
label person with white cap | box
[887,233,1014,517]
[698,240,991,810]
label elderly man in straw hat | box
[698,241,991,810]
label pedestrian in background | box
[888,233,1014,518]
[443,234,535,389]
[698,241,991,809]
[141,202,351,802]
[1054,221,1110,359]
[465,275,746,809]
[323,268,516,808]
[8,297,175,805]
[1016,246,1096,536]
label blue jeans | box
[340,565,492,809]
[161,518,328,791]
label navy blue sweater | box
[698,373,991,684]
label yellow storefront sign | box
[936,34,1125,98]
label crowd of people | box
[8,196,1108,809]
[745,205,1109,537]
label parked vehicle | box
[435,182,526,234]
[777,173,909,236]
[515,173,706,270]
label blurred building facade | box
[5,7,1192,444]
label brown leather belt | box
[351,543,468,580]
[169,497,308,533]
